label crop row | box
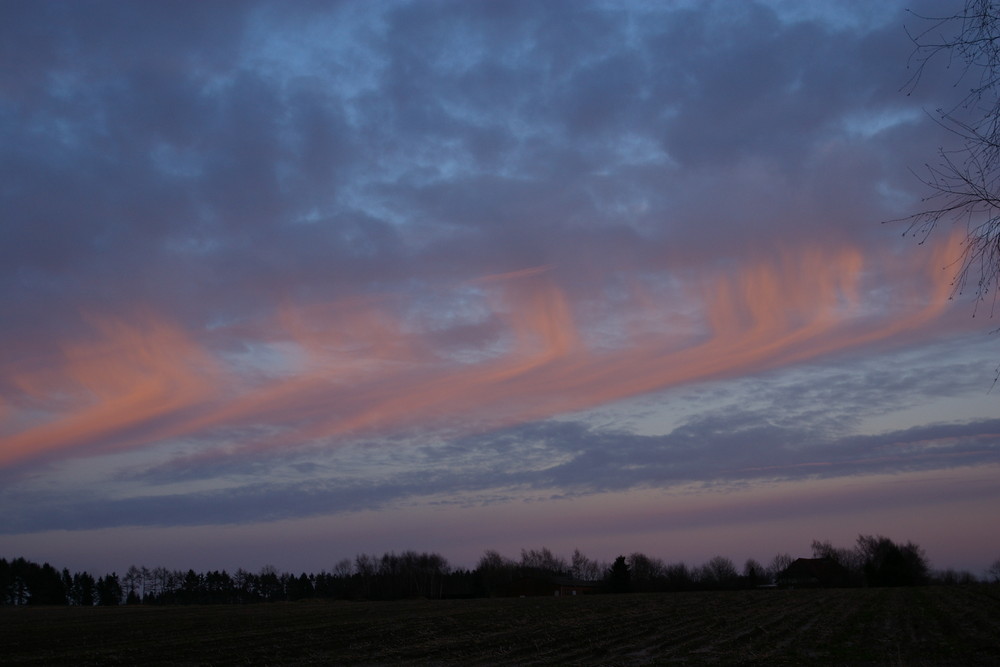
[3,586,999,665]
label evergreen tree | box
[607,555,631,593]
[96,573,123,606]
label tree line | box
[3,535,998,606]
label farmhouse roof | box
[778,557,850,588]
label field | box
[3,586,999,665]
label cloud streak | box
[1,231,966,474]
[4,401,997,534]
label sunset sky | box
[3,0,999,577]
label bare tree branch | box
[897,1,1000,318]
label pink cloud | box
[1,233,968,473]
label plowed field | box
[3,586,999,665]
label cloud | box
[0,0,951,336]
[1,0,994,563]
[4,327,996,535]
[4,400,996,534]
[1,230,968,476]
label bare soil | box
[2,586,999,665]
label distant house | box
[777,558,850,588]
[505,575,599,597]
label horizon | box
[4,529,984,581]
[2,0,998,580]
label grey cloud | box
[2,0,953,335]
[444,413,1000,495]
[0,478,399,533]
[5,407,996,534]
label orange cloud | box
[0,313,221,468]
[0,236,966,470]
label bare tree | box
[354,554,376,599]
[123,565,142,604]
[333,558,353,579]
[570,548,603,582]
[767,553,793,582]
[698,556,739,589]
[811,539,861,574]
[628,552,666,592]
[519,547,568,575]
[903,1,1000,315]
[475,549,517,597]
[986,556,1000,582]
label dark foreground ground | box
[3,586,999,665]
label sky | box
[2,0,999,577]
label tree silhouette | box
[520,547,568,576]
[570,548,603,582]
[811,539,861,578]
[628,552,666,592]
[475,549,517,597]
[258,565,283,601]
[0,534,957,607]
[608,555,631,593]
[903,1,1000,316]
[987,556,1000,582]
[743,558,766,588]
[663,562,693,591]
[698,556,739,590]
[856,534,929,587]
[96,573,123,606]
